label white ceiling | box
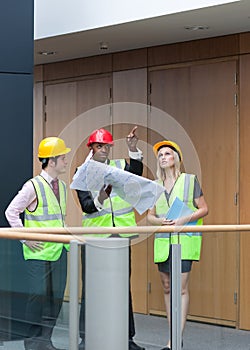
[34,0,250,65]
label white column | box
[85,238,129,350]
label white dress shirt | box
[5,170,55,228]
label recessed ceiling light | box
[38,51,57,56]
[99,42,109,50]
[185,25,209,31]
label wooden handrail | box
[0,224,249,243]
[0,231,77,243]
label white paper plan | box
[70,160,165,215]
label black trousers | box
[25,248,67,340]
[79,244,135,340]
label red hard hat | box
[87,128,114,147]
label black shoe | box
[161,341,182,350]
[79,339,85,349]
[37,340,65,350]
[129,339,145,350]
[24,339,65,350]
[24,338,39,350]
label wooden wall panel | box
[239,32,250,54]
[148,66,190,315]
[189,61,238,226]
[43,54,112,82]
[112,68,147,101]
[34,65,43,83]
[40,32,247,84]
[33,82,44,175]
[72,74,112,191]
[41,32,242,83]
[44,75,112,227]
[44,75,112,300]
[184,60,238,323]
[239,54,250,329]
[45,82,77,137]
[112,68,148,159]
[148,60,238,324]
[113,48,147,71]
[44,82,78,228]
[148,34,239,67]
[112,68,148,313]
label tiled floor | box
[1,303,250,349]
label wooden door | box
[239,54,250,330]
[188,60,238,325]
[44,75,112,299]
[148,60,238,325]
[148,66,191,314]
[112,69,148,313]
[45,75,112,226]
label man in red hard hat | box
[76,126,145,350]
[86,128,114,147]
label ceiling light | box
[38,51,57,56]
[184,25,209,31]
[99,42,109,50]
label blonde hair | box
[156,149,181,181]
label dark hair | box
[39,158,49,169]
[157,145,181,162]
[39,156,59,169]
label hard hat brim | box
[153,140,182,161]
[56,147,71,156]
[87,141,114,147]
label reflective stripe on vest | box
[24,175,68,261]
[25,176,66,223]
[156,232,202,238]
[82,159,137,237]
[154,173,202,262]
[112,159,123,169]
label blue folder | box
[166,197,197,236]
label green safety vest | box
[82,159,137,237]
[24,175,68,261]
[154,173,203,263]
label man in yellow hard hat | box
[5,137,71,350]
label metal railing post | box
[69,240,80,350]
[170,243,182,350]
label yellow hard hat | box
[38,137,71,158]
[153,140,183,162]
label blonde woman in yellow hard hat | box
[147,140,208,350]
[5,137,71,350]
